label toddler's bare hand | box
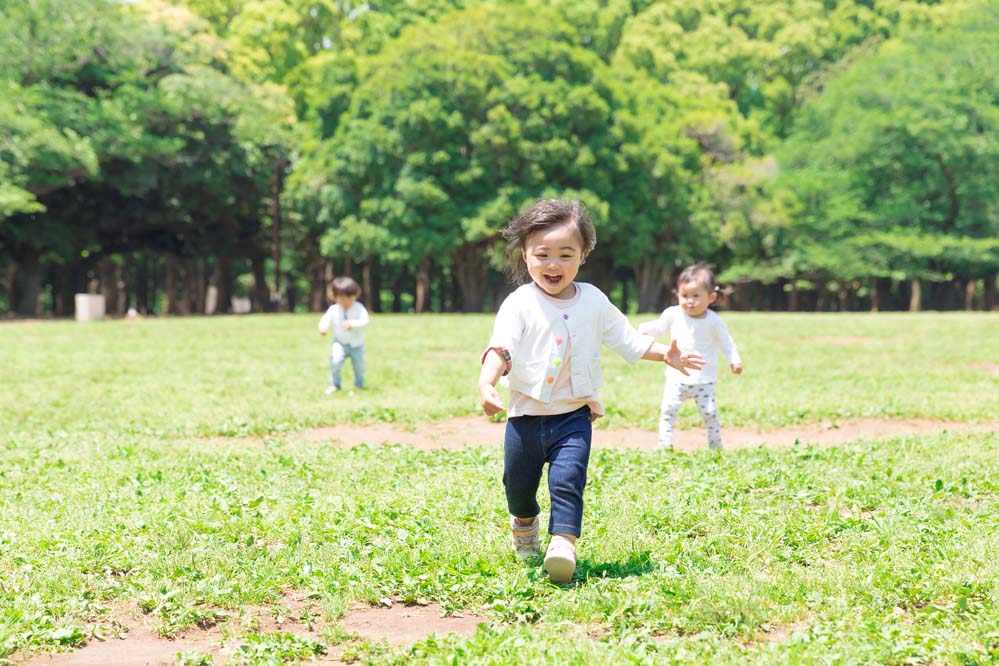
[731,363,743,375]
[479,383,505,416]
[320,331,327,336]
[342,321,352,330]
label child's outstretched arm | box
[713,316,742,374]
[318,306,334,336]
[642,339,705,376]
[477,350,507,416]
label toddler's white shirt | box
[485,282,653,405]
[318,302,369,346]
[638,306,740,384]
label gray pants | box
[658,381,721,450]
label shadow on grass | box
[537,551,656,588]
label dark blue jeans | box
[504,406,592,538]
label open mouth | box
[543,274,563,287]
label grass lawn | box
[2,312,998,664]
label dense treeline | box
[1,0,996,316]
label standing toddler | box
[318,276,369,393]
[638,264,742,450]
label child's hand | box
[320,331,327,336]
[342,321,352,330]
[665,339,705,376]
[478,382,505,416]
[731,363,743,375]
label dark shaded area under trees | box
[2,0,996,318]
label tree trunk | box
[324,258,334,304]
[51,262,76,317]
[452,243,488,312]
[211,256,233,314]
[164,254,179,315]
[392,272,405,313]
[589,254,618,300]
[370,260,382,313]
[271,160,286,309]
[633,260,667,314]
[789,279,799,312]
[816,279,828,312]
[14,247,43,317]
[251,254,270,313]
[194,257,206,315]
[870,277,879,313]
[985,274,997,311]
[414,256,431,313]
[97,257,118,315]
[361,259,374,309]
[964,278,976,311]
[304,232,326,312]
[134,257,149,314]
[2,263,16,316]
[177,258,192,316]
[909,276,922,312]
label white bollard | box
[205,286,218,315]
[74,294,106,321]
[231,296,252,314]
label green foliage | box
[2,0,998,315]
[774,1,999,283]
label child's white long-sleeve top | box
[483,282,654,405]
[318,302,370,346]
[638,306,740,384]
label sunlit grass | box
[2,313,999,663]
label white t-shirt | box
[317,302,370,346]
[638,306,740,384]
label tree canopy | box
[2,0,996,315]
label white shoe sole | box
[544,553,575,583]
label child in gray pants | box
[639,264,742,449]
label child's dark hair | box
[331,276,361,298]
[501,199,597,283]
[676,263,719,294]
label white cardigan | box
[485,283,654,403]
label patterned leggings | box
[658,381,721,450]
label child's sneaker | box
[324,385,339,395]
[544,536,576,583]
[510,516,539,560]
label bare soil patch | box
[969,362,999,376]
[16,593,338,666]
[761,617,810,643]
[338,601,485,647]
[15,594,486,666]
[289,416,995,452]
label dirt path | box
[15,594,485,666]
[290,416,996,452]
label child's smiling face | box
[676,280,717,318]
[523,222,584,299]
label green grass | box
[2,312,998,436]
[2,313,999,664]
